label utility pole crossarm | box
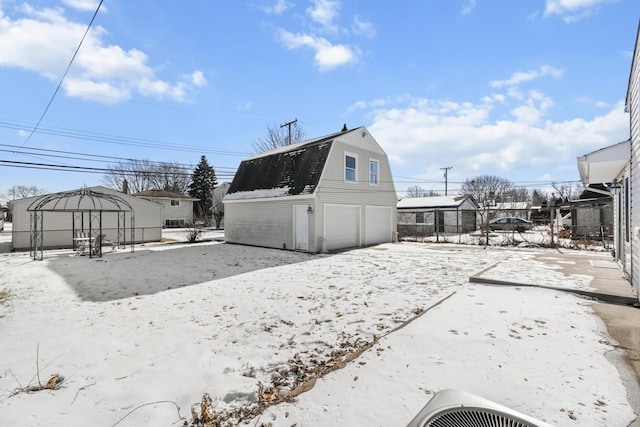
[440,166,452,196]
[280,118,297,145]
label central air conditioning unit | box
[407,389,555,427]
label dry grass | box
[0,289,9,305]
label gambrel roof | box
[225,127,361,201]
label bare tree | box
[102,159,191,194]
[460,175,514,205]
[501,187,531,203]
[551,182,583,202]
[149,161,191,194]
[252,123,306,154]
[531,189,549,206]
[4,185,47,199]
[102,159,153,193]
[405,185,439,198]
[211,184,228,229]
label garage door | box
[366,206,393,245]
[325,205,360,250]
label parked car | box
[561,213,572,229]
[488,217,533,232]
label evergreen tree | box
[188,155,217,221]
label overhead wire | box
[22,0,104,146]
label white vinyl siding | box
[630,29,640,296]
[225,198,315,251]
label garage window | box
[170,199,180,207]
[345,154,357,182]
[369,159,379,185]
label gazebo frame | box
[27,188,135,260]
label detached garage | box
[224,126,397,253]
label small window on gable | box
[171,199,180,207]
[369,159,379,185]
[416,212,424,223]
[345,154,357,182]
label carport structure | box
[28,188,135,260]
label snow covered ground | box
[0,225,635,426]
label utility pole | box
[440,166,452,195]
[280,118,297,145]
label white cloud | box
[352,15,375,38]
[62,78,131,104]
[461,0,477,15]
[261,0,293,15]
[307,0,340,29]
[543,0,616,22]
[190,70,207,87]
[0,4,204,104]
[366,93,627,181]
[236,100,253,111]
[61,0,102,12]
[490,65,563,88]
[277,29,358,70]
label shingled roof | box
[132,190,196,199]
[225,132,343,200]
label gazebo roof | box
[27,188,134,212]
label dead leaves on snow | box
[189,333,377,426]
[11,373,65,396]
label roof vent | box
[407,389,553,427]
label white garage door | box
[325,205,360,250]
[366,206,392,245]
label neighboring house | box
[132,190,198,228]
[488,201,531,221]
[578,140,631,272]
[561,197,614,241]
[223,126,397,253]
[397,195,478,237]
[577,22,638,302]
[11,186,163,251]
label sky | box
[0,227,635,426]
[0,0,639,202]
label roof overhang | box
[577,139,630,186]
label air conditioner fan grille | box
[426,408,539,427]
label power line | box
[23,0,104,146]
[0,159,237,178]
[0,144,239,173]
[1,120,251,157]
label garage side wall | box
[224,198,315,251]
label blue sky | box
[0,0,638,202]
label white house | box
[132,190,198,228]
[397,195,478,237]
[223,126,397,253]
[489,201,531,221]
[11,186,163,251]
[577,22,637,302]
